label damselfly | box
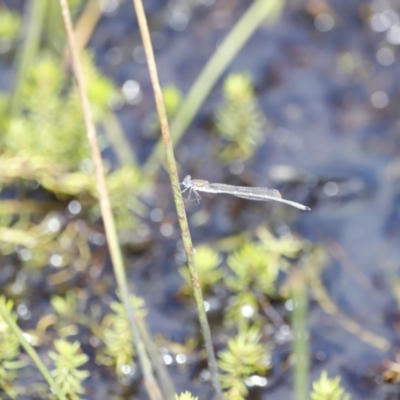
[181,175,310,211]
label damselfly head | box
[181,175,193,188]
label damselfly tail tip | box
[292,203,311,211]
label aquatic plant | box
[0,0,328,397]
[51,291,78,321]
[49,291,85,338]
[215,72,267,163]
[49,339,90,400]
[310,371,351,400]
[174,391,199,400]
[96,296,146,376]
[0,8,20,43]
[257,227,305,258]
[143,0,284,175]
[218,325,270,400]
[145,84,183,136]
[0,213,91,270]
[179,245,223,295]
[224,291,261,329]
[224,239,278,327]
[3,52,115,168]
[105,164,148,232]
[223,230,307,327]
[163,85,183,117]
[226,240,280,296]
[0,48,146,265]
[0,297,25,399]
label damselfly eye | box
[182,175,191,186]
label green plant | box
[223,235,299,324]
[174,392,199,400]
[105,164,148,232]
[224,291,260,329]
[226,240,280,296]
[143,0,285,175]
[0,297,26,399]
[145,84,183,137]
[0,8,20,42]
[4,54,89,167]
[51,291,78,320]
[96,296,146,376]
[0,166,146,274]
[310,371,351,400]
[179,245,223,295]
[218,325,270,400]
[163,85,183,117]
[49,339,90,400]
[0,214,91,270]
[215,72,267,162]
[224,231,308,326]
[257,227,305,258]
[50,291,85,338]
[2,51,115,168]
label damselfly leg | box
[181,185,201,204]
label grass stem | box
[58,1,164,399]
[131,0,224,398]
[290,269,309,400]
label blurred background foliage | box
[0,297,26,399]
[214,73,268,163]
[0,8,20,46]
[0,2,150,275]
